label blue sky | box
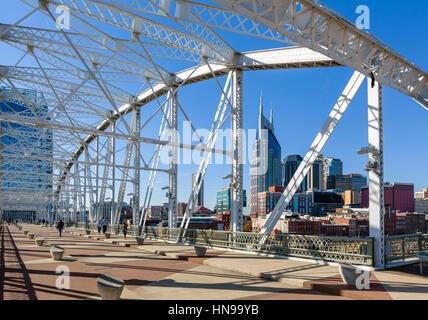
[1,1,427,209]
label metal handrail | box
[143,226,374,266]
[385,233,428,264]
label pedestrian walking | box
[102,218,108,234]
[56,219,65,237]
[97,219,102,234]
[122,220,128,239]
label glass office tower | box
[0,86,53,219]
[250,96,282,217]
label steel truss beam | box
[168,90,178,228]
[230,69,243,232]
[22,0,234,63]
[57,46,337,192]
[0,114,229,154]
[133,107,141,225]
[213,0,428,109]
[368,79,385,270]
[181,72,232,231]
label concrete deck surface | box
[1,224,427,300]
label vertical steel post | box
[368,78,385,270]
[111,121,116,224]
[73,164,78,222]
[133,108,141,225]
[83,150,87,223]
[231,69,244,232]
[95,135,99,221]
[65,177,70,222]
[168,89,178,229]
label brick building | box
[385,211,426,235]
[282,220,322,235]
[320,223,349,237]
[362,183,415,212]
[177,202,187,217]
[215,211,231,231]
[177,217,219,230]
[256,189,343,218]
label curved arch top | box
[56,45,341,193]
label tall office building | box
[216,187,247,214]
[192,173,204,207]
[308,155,324,191]
[326,174,367,192]
[283,155,308,192]
[257,189,344,218]
[0,86,53,219]
[250,96,282,217]
[323,157,343,189]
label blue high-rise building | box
[323,157,343,189]
[0,86,53,219]
[216,187,247,214]
[282,155,308,192]
[323,157,343,176]
[250,96,282,217]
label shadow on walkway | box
[0,225,37,300]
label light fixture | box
[357,146,379,156]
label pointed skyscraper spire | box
[258,90,263,132]
[270,108,274,132]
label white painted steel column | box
[231,69,244,232]
[95,136,99,221]
[73,164,78,222]
[111,121,116,224]
[133,108,141,225]
[368,78,385,270]
[168,90,178,228]
[83,150,87,223]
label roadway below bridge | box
[0,223,426,300]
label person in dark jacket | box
[102,218,109,234]
[122,220,128,239]
[56,219,65,237]
[97,219,102,234]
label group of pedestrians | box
[96,218,109,235]
[54,217,130,239]
[54,218,109,237]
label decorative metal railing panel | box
[54,223,428,267]
[143,227,374,266]
[422,235,428,251]
[386,234,428,264]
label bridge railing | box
[50,223,428,267]
[68,222,142,236]
[143,226,374,266]
[385,233,428,264]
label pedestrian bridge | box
[0,0,427,273]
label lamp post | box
[104,197,111,222]
[126,193,134,224]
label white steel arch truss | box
[0,0,427,269]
